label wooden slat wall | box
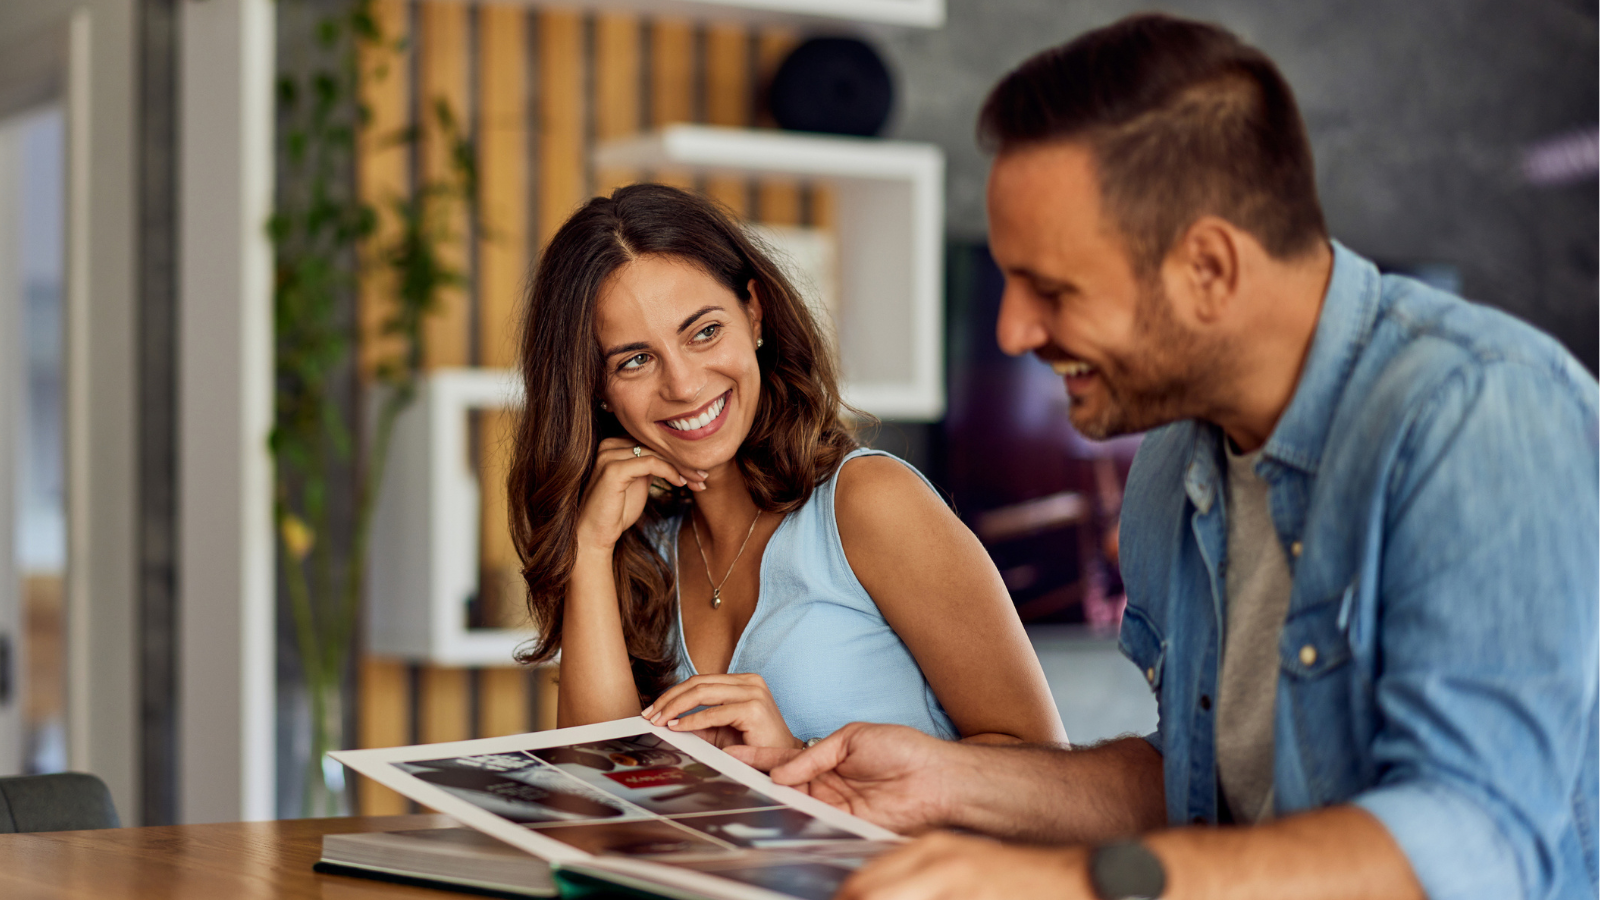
[419,0,472,370]
[703,24,749,216]
[356,0,414,818]
[650,18,696,190]
[594,12,642,194]
[756,30,802,225]
[537,9,587,244]
[353,1,822,814]
[475,0,530,712]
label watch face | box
[1088,841,1167,900]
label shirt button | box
[1290,541,1303,557]
[1199,694,1212,711]
[1145,667,1156,684]
[1299,644,1318,667]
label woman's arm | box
[834,456,1068,745]
[558,543,647,726]
[558,438,705,727]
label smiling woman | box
[508,184,1066,751]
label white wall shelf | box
[597,124,945,421]
[509,0,944,29]
[367,368,532,667]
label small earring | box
[599,400,609,411]
[756,337,764,349]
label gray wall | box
[876,0,1599,371]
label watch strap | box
[1087,840,1167,900]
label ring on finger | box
[632,445,642,457]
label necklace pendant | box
[711,588,722,610]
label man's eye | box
[619,353,649,371]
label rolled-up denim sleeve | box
[1355,361,1598,900]
[1141,730,1163,756]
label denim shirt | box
[1117,242,1599,900]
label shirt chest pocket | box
[1278,584,1367,803]
[1119,605,1167,695]
[1279,590,1353,678]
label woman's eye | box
[619,353,649,371]
[693,323,721,342]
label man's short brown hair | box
[979,14,1328,276]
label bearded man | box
[731,13,1598,900]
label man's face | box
[988,141,1217,439]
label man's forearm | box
[941,736,1166,843]
[1144,805,1423,900]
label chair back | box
[0,772,121,833]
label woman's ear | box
[746,278,764,341]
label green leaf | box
[277,76,299,109]
[317,17,341,49]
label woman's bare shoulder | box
[834,454,951,549]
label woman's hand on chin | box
[641,673,801,750]
[574,438,707,552]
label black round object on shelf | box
[768,37,894,138]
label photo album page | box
[330,717,903,900]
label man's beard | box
[1067,280,1223,440]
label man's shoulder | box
[1361,275,1595,417]
[1126,421,1198,481]
[1121,421,1202,528]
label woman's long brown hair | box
[507,183,858,701]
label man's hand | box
[728,722,962,834]
[837,832,1091,900]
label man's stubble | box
[1069,278,1230,440]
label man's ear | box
[1168,217,1241,326]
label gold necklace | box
[689,508,762,610]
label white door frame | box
[176,0,277,823]
[0,105,24,779]
[0,0,279,824]
[0,0,141,821]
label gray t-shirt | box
[1216,440,1294,824]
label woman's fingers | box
[644,674,764,721]
[644,673,745,715]
[594,443,707,490]
[646,680,758,724]
[668,699,766,736]
[595,454,694,491]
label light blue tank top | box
[663,449,959,743]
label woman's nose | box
[659,351,705,403]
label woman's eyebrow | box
[677,305,724,334]
[603,341,650,360]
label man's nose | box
[995,283,1048,357]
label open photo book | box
[325,718,902,900]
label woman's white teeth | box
[667,395,726,431]
[1051,360,1095,377]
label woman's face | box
[595,254,763,477]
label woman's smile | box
[659,390,731,441]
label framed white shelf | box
[506,0,944,29]
[597,124,945,420]
[366,368,531,666]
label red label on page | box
[603,767,694,789]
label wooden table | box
[0,814,480,900]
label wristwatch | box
[1087,840,1166,900]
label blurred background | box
[0,0,1592,828]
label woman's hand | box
[642,673,800,750]
[574,437,706,552]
